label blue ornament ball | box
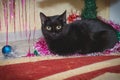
[2,45,12,54]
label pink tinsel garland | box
[34,16,120,56]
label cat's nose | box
[52,33,56,36]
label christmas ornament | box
[2,45,12,54]
[67,13,80,23]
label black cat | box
[40,11,118,56]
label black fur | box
[40,11,118,56]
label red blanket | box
[0,56,120,80]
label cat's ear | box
[59,10,66,23]
[40,12,48,24]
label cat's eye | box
[56,26,62,30]
[46,26,52,31]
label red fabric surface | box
[0,56,120,80]
[65,65,120,80]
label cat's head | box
[40,10,67,40]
